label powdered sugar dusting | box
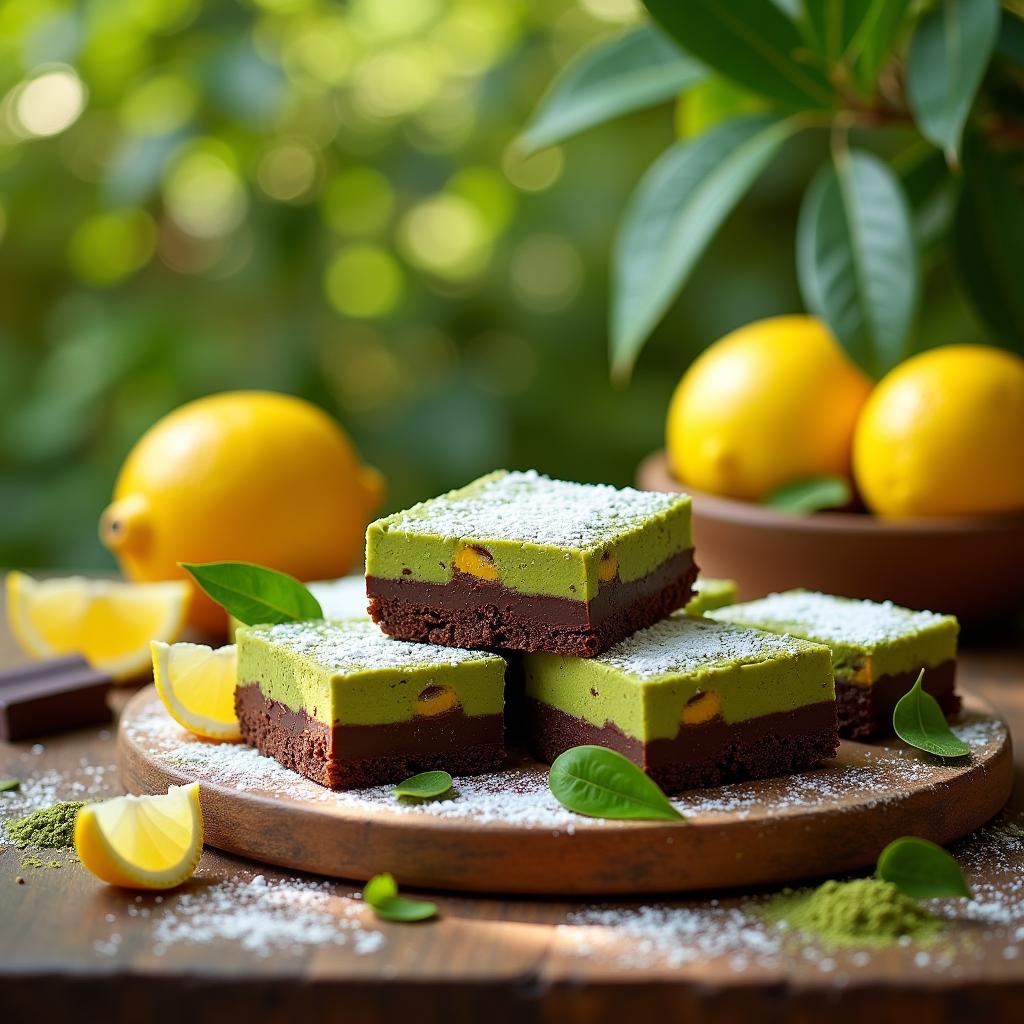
[598,616,819,680]
[244,618,501,671]
[708,590,956,648]
[376,470,688,549]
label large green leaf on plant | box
[612,115,799,381]
[954,132,1024,352]
[643,0,835,110]
[520,24,705,153]
[907,0,1001,161]
[797,149,919,378]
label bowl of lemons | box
[638,316,1024,622]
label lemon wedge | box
[75,783,204,890]
[152,640,241,741]
[5,572,190,681]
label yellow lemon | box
[5,572,190,681]
[75,783,203,890]
[854,345,1024,518]
[100,391,384,635]
[152,640,240,741]
[666,316,873,500]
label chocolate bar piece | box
[0,655,112,742]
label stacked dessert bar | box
[234,471,958,793]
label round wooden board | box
[120,686,1013,896]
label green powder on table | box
[763,878,941,948]
[6,801,86,849]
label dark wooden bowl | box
[637,451,1024,622]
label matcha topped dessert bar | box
[235,618,506,789]
[707,590,960,739]
[523,615,838,792]
[366,470,697,657]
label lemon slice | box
[5,572,190,681]
[75,783,204,890]
[152,640,241,741]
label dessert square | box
[707,590,960,739]
[365,470,697,657]
[684,576,737,616]
[235,619,506,789]
[522,616,838,793]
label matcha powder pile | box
[5,801,86,849]
[764,878,941,948]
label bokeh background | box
[0,0,985,570]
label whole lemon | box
[854,345,1024,518]
[101,391,384,634]
[666,315,873,500]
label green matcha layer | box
[707,590,959,684]
[684,577,737,616]
[236,619,505,727]
[522,616,834,743]
[366,469,692,601]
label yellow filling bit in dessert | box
[851,657,875,686]
[415,684,460,717]
[680,690,721,726]
[454,545,499,581]
[597,550,619,583]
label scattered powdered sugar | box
[708,590,955,648]
[244,618,500,671]
[376,469,687,549]
[597,616,817,680]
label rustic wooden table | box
[2,598,1022,1023]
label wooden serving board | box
[119,686,1013,895]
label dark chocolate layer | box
[527,699,840,794]
[836,660,959,740]
[236,683,505,790]
[367,550,698,657]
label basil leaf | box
[548,745,684,821]
[877,836,972,899]
[180,561,323,626]
[0,779,20,793]
[762,476,851,514]
[394,770,454,801]
[893,671,971,758]
[362,873,437,923]
[521,24,705,153]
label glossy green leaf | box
[362,873,438,923]
[797,148,918,378]
[0,779,20,793]
[893,671,971,758]
[762,475,851,514]
[802,0,871,66]
[954,131,1024,352]
[907,0,1001,161]
[549,745,684,821]
[877,836,972,899]
[521,24,705,153]
[851,0,912,92]
[643,0,835,110]
[612,115,798,381]
[394,770,454,801]
[180,561,323,626]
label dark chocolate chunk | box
[0,655,112,742]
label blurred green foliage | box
[0,0,986,569]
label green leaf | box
[548,745,684,821]
[362,873,438,923]
[762,475,851,514]
[907,0,1001,162]
[877,836,972,898]
[643,0,835,110]
[521,25,705,153]
[953,131,1024,352]
[0,779,20,793]
[893,671,971,758]
[612,115,799,381]
[675,76,767,139]
[393,770,454,801]
[797,148,918,378]
[180,561,323,627]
